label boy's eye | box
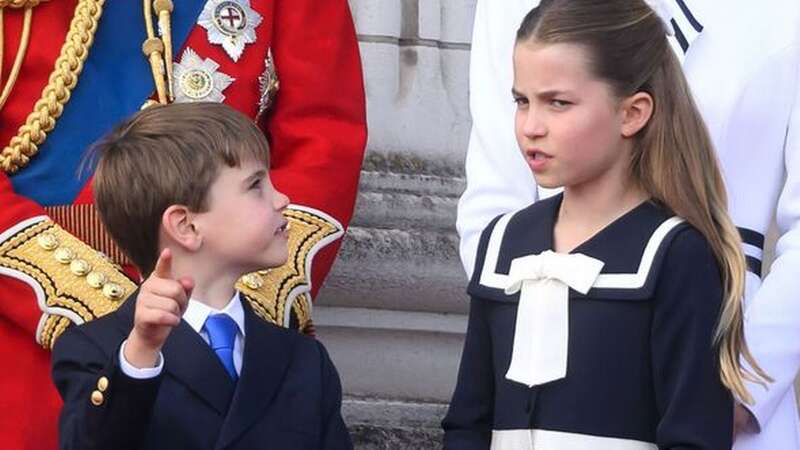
[550,99,571,108]
[250,179,262,190]
[513,97,529,106]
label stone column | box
[313,1,477,447]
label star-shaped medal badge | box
[172,48,235,103]
[198,0,263,62]
[256,49,280,121]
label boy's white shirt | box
[119,291,245,378]
[457,1,800,449]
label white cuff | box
[118,340,164,379]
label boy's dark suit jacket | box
[51,290,352,450]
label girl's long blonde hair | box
[516,0,771,403]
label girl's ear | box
[620,91,654,138]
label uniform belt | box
[491,429,657,450]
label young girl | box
[442,1,770,449]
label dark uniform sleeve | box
[650,229,734,449]
[442,296,495,450]
[52,326,162,450]
[316,340,353,450]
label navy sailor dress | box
[443,194,733,450]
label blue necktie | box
[204,314,239,381]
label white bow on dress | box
[504,250,605,387]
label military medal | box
[256,49,280,120]
[172,48,234,103]
[198,0,263,62]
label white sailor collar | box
[468,194,689,302]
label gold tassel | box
[153,0,174,101]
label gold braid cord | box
[0,1,48,7]
[0,0,104,174]
[236,207,343,332]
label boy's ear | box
[620,91,654,138]
[162,205,202,251]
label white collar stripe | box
[477,214,686,292]
[478,212,517,290]
[592,217,685,289]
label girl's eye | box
[250,179,262,190]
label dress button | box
[90,390,104,406]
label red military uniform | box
[0,1,366,448]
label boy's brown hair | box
[90,102,269,277]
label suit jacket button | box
[90,390,104,406]
[97,376,109,392]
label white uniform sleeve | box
[743,46,800,430]
[456,0,539,277]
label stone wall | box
[313,1,478,447]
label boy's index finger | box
[152,248,173,279]
[177,277,194,314]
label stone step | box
[314,306,466,403]
[343,397,447,450]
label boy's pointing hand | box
[124,248,194,369]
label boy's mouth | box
[275,220,290,236]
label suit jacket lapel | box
[216,299,296,449]
[113,290,236,415]
[162,317,237,415]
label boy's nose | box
[274,190,290,210]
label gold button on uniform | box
[102,283,124,300]
[54,247,76,264]
[241,273,264,290]
[86,271,107,289]
[70,259,92,277]
[37,233,59,250]
[90,390,104,406]
[97,376,109,392]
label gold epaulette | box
[0,205,343,348]
[236,205,343,332]
[0,216,135,349]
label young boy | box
[51,102,352,450]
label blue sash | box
[10,0,207,206]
